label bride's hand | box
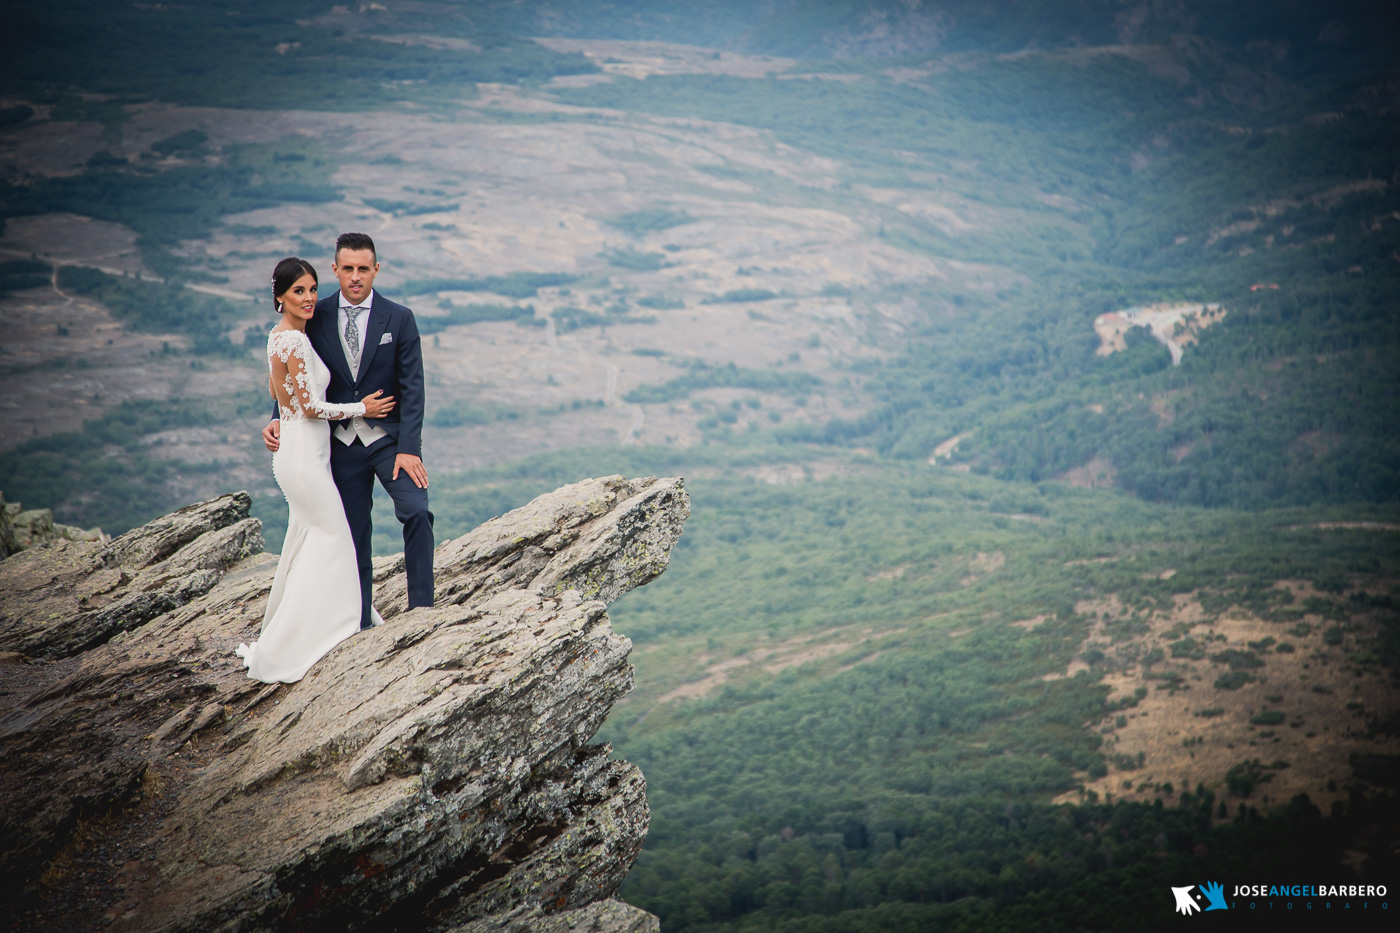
[362,390,396,418]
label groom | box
[263,232,434,625]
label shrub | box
[605,208,695,236]
[1214,671,1254,690]
[604,248,668,271]
[636,294,685,310]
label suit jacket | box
[269,292,426,458]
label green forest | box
[600,466,1400,931]
[360,445,1400,931]
[2,2,1398,930]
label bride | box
[237,257,394,683]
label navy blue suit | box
[271,291,434,624]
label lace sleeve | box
[267,330,366,422]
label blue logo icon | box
[1200,881,1229,911]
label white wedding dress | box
[237,328,374,683]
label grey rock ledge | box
[0,475,686,933]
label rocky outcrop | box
[0,493,262,660]
[0,490,106,560]
[456,899,660,932]
[0,475,687,932]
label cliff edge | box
[0,475,688,932]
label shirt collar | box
[339,289,376,312]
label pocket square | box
[379,333,394,345]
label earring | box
[277,301,284,314]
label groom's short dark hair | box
[335,232,376,260]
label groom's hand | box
[393,453,429,489]
[262,419,280,452]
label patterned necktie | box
[345,308,363,369]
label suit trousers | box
[329,436,435,626]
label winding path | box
[0,246,257,303]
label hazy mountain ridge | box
[489,0,1398,75]
[4,23,1397,535]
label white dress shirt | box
[334,290,390,447]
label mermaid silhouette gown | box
[237,328,379,683]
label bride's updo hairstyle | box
[271,257,318,313]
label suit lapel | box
[316,296,356,388]
[355,294,391,385]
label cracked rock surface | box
[0,475,686,932]
[0,492,260,660]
